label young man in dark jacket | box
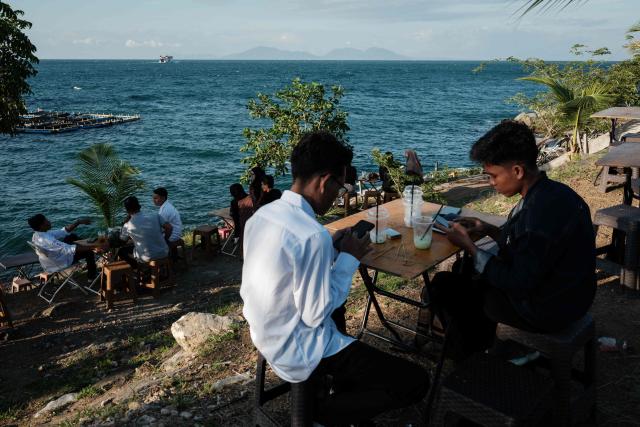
[432,120,596,360]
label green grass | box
[0,405,22,422]
[58,402,126,427]
[198,329,239,358]
[76,385,102,400]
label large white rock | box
[170,312,239,354]
[34,393,78,418]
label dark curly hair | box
[470,120,538,171]
[291,131,353,181]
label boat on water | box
[16,111,141,134]
[159,55,173,63]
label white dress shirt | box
[158,200,183,242]
[121,212,169,262]
[240,190,360,383]
[32,228,75,272]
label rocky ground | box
[1,153,640,426]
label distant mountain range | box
[224,46,409,60]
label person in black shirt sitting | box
[429,120,596,361]
[257,175,282,207]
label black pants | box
[118,245,138,269]
[310,340,430,425]
[429,270,542,361]
[73,246,97,279]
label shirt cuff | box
[474,249,493,273]
[334,251,360,275]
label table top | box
[591,107,640,121]
[325,198,505,280]
[208,207,232,219]
[595,143,640,168]
[0,251,39,270]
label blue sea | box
[0,60,535,257]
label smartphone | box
[334,220,375,249]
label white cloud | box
[72,37,95,45]
[124,39,181,48]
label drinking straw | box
[420,204,444,240]
[410,183,414,226]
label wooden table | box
[208,207,239,256]
[595,143,640,204]
[591,107,640,144]
[325,198,504,347]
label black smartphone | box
[334,220,375,249]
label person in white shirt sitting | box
[152,187,183,260]
[241,131,429,426]
[28,214,97,280]
[119,196,169,268]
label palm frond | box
[628,20,640,34]
[67,143,144,227]
[518,0,587,16]
[519,76,574,103]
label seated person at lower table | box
[229,183,247,233]
[431,120,596,361]
[256,175,281,208]
[28,214,97,281]
[152,187,183,258]
[241,131,429,426]
[119,196,169,268]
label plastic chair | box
[496,314,597,426]
[433,353,554,426]
[27,241,97,304]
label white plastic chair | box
[27,241,99,304]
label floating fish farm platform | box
[17,111,140,134]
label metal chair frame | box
[27,241,99,304]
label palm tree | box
[519,76,615,152]
[625,20,640,56]
[519,0,585,15]
[66,143,145,228]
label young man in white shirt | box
[152,187,183,243]
[28,214,97,280]
[241,131,429,426]
[119,196,169,268]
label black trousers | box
[72,246,97,279]
[429,269,542,362]
[118,245,138,269]
[310,340,430,425]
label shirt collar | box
[281,190,316,219]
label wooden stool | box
[496,314,597,426]
[169,238,189,269]
[362,190,381,210]
[11,276,33,293]
[255,353,314,426]
[593,204,640,289]
[192,225,220,256]
[138,257,175,297]
[383,190,400,203]
[433,353,554,426]
[101,261,137,309]
[0,286,13,329]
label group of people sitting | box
[240,123,596,425]
[228,168,282,243]
[27,187,184,281]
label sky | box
[9,0,640,60]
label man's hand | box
[434,222,477,256]
[453,216,500,240]
[339,230,372,260]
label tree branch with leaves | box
[240,78,350,181]
[0,3,38,135]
